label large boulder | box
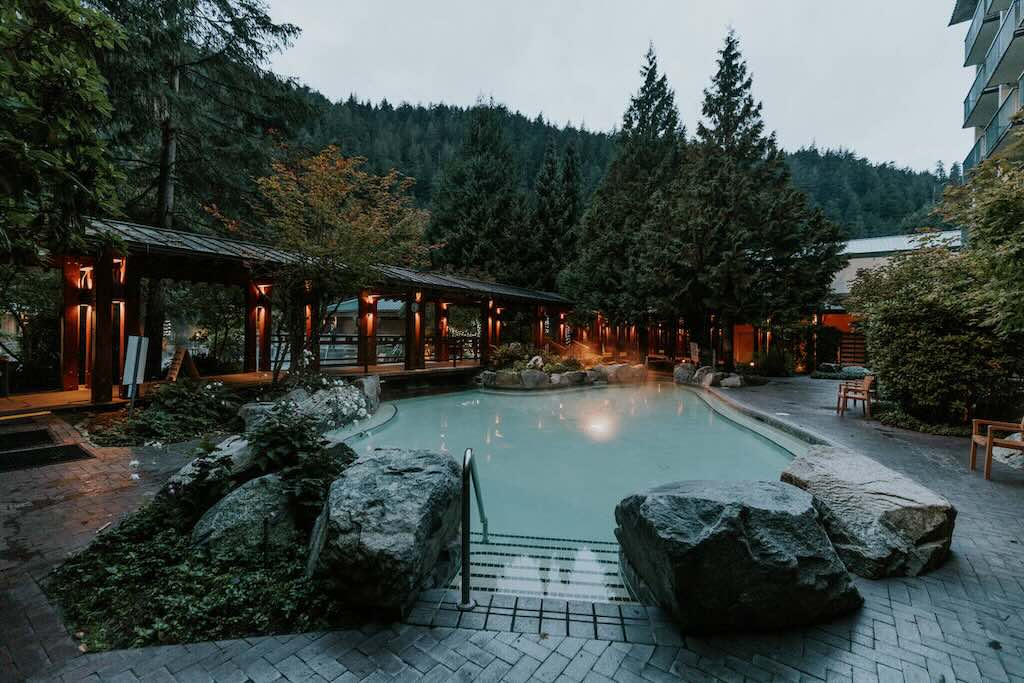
[354,376,382,414]
[615,480,861,634]
[673,363,697,384]
[479,370,497,387]
[692,366,713,386]
[702,371,727,387]
[564,370,589,386]
[307,448,461,613]
[238,402,275,431]
[289,384,369,432]
[526,355,544,370]
[190,473,298,554]
[520,369,549,389]
[720,374,745,388]
[494,370,522,388]
[781,446,956,578]
[161,435,255,500]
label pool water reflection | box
[351,383,794,542]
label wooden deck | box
[0,361,482,418]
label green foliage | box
[0,0,123,257]
[847,247,1024,425]
[87,380,240,446]
[426,104,530,283]
[786,148,955,239]
[561,46,682,325]
[47,499,345,650]
[488,343,581,374]
[246,400,324,473]
[526,141,583,291]
[752,348,794,377]
[0,266,61,391]
[873,403,972,438]
[940,157,1024,338]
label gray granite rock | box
[479,370,497,387]
[526,355,544,370]
[615,480,861,634]
[692,366,713,386]
[781,446,957,578]
[161,434,254,500]
[673,363,697,384]
[191,474,297,553]
[289,384,369,432]
[520,369,549,389]
[702,371,727,387]
[494,370,521,387]
[238,402,274,431]
[720,374,744,388]
[586,370,606,384]
[354,376,382,414]
[564,370,589,385]
[307,448,461,612]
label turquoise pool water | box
[351,383,795,542]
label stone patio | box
[3,378,1023,682]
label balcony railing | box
[966,0,995,64]
[964,0,1024,124]
[965,81,1022,173]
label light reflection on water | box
[352,384,792,541]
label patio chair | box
[836,375,876,418]
[969,417,1024,480]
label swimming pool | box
[351,382,799,542]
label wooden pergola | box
[58,220,572,405]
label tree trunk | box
[143,67,179,378]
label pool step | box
[448,532,634,603]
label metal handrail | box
[458,447,489,611]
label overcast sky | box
[266,1,973,173]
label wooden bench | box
[970,418,1024,480]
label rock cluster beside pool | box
[480,361,646,389]
[615,480,863,633]
[782,446,957,578]
[673,362,747,388]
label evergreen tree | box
[660,31,845,367]
[426,104,528,282]
[557,142,582,262]
[561,46,683,327]
[526,141,563,291]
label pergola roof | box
[87,218,571,307]
[950,0,979,25]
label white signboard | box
[122,336,149,398]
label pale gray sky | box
[266,1,973,173]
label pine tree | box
[561,46,683,327]
[526,141,563,291]
[426,104,528,282]
[557,142,582,262]
[661,31,846,367]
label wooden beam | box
[91,249,114,403]
[435,301,449,362]
[244,281,257,372]
[404,291,424,370]
[480,299,493,367]
[60,257,81,391]
[258,288,272,372]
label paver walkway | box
[3,378,1024,682]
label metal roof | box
[87,218,297,263]
[841,230,962,256]
[87,218,572,307]
[950,0,980,25]
[327,298,405,316]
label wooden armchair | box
[837,375,876,418]
[970,417,1024,480]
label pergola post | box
[91,249,114,403]
[258,286,272,372]
[60,257,81,391]
[308,293,321,371]
[480,299,493,367]
[435,301,449,362]
[638,320,650,361]
[404,290,424,370]
[244,281,258,372]
[358,291,378,369]
[533,306,545,350]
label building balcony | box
[965,0,1009,66]
[963,0,1024,126]
[964,82,1022,173]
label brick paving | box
[4,379,1024,682]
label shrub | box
[847,248,1024,426]
[752,348,794,377]
[85,380,241,447]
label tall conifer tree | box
[527,141,563,291]
[561,46,683,326]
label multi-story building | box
[952,0,1024,172]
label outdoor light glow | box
[582,412,618,442]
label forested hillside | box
[297,94,616,205]
[299,97,951,238]
[786,147,957,238]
